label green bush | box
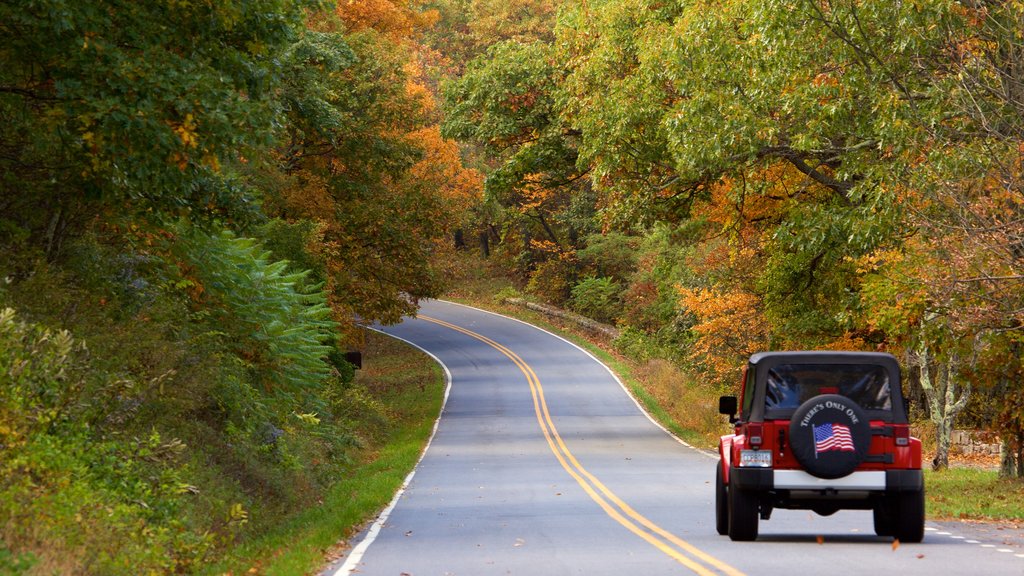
[569,276,623,324]
[494,285,524,303]
[577,233,638,283]
[0,307,85,443]
[0,307,214,574]
[176,226,338,398]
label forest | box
[2,0,1024,573]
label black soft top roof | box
[749,351,900,370]
[745,351,906,423]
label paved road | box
[328,300,1024,576]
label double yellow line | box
[420,315,744,576]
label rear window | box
[764,363,892,414]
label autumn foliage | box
[440,0,1024,469]
[0,0,482,570]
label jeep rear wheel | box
[716,463,728,536]
[893,488,925,543]
[727,467,759,541]
[872,502,893,537]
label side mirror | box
[719,395,738,423]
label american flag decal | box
[813,422,856,454]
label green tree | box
[0,0,318,267]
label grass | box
[200,329,445,575]
[925,467,1024,522]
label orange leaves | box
[503,90,539,113]
[811,71,840,88]
[335,0,436,40]
[518,174,557,212]
[820,332,869,352]
[405,126,483,216]
[678,286,769,382]
[529,238,563,257]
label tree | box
[0,0,316,267]
[265,19,481,334]
[442,38,593,294]
[908,314,973,470]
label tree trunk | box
[934,410,953,470]
[44,206,64,262]
[1000,436,1018,478]
[1018,433,1024,478]
[535,210,560,247]
[479,230,490,258]
[913,323,972,471]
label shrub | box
[0,307,86,443]
[526,257,578,305]
[0,308,214,574]
[569,276,623,324]
[175,226,338,398]
[576,233,638,283]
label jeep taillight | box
[894,425,910,446]
[747,422,763,448]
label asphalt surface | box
[326,300,1024,576]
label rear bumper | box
[731,467,923,492]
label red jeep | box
[716,351,924,542]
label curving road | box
[328,300,1024,576]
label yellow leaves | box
[201,153,221,173]
[174,113,199,148]
[227,503,249,527]
[293,412,321,425]
[853,248,903,275]
[165,113,202,170]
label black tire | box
[893,488,925,543]
[873,501,894,537]
[788,394,871,479]
[715,463,729,536]
[727,467,759,541]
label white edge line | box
[328,327,453,576]
[432,299,717,459]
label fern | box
[176,226,338,396]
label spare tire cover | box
[788,394,871,479]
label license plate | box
[740,449,772,468]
